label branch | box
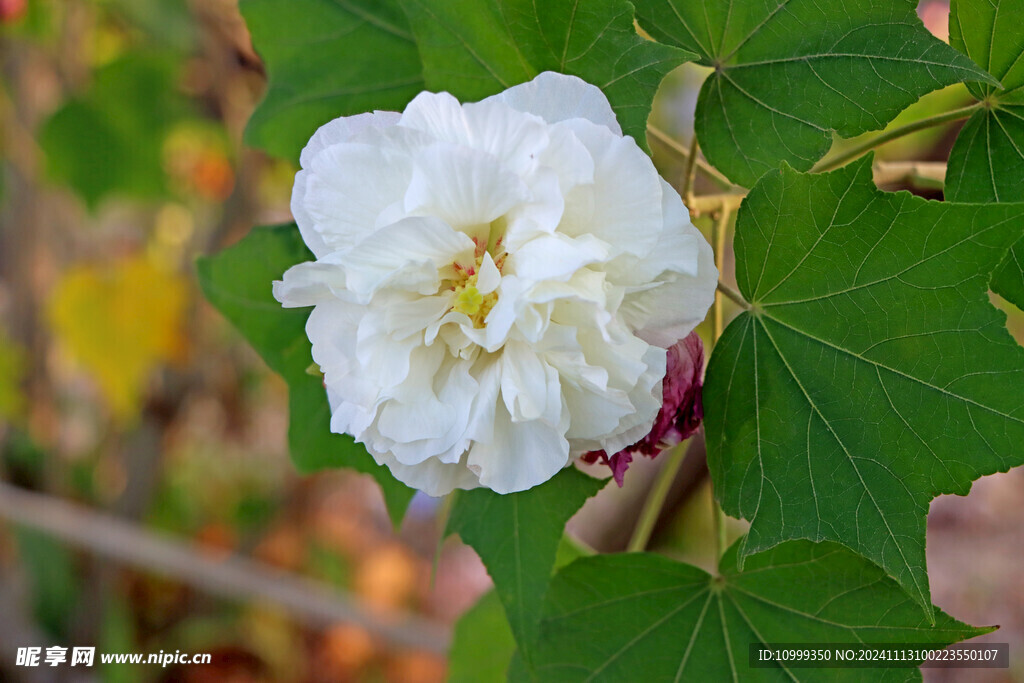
[647,126,735,190]
[0,481,450,654]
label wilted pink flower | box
[581,332,704,485]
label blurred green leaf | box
[448,534,591,683]
[196,224,414,525]
[533,541,991,681]
[15,528,81,640]
[446,468,605,669]
[99,597,138,683]
[634,0,997,186]
[241,0,424,161]
[449,590,516,683]
[946,0,1024,311]
[108,0,197,52]
[38,53,191,208]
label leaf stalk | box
[813,103,981,173]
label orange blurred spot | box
[254,527,305,571]
[354,543,418,612]
[195,522,236,559]
[385,651,447,683]
[320,623,377,675]
[192,152,235,201]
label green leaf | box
[15,528,81,640]
[704,158,1024,619]
[397,0,694,146]
[448,536,591,682]
[448,591,517,683]
[241,0,425,161]
[946,0,1024,311]
[634,0,998,187]
[446,468,605,668]
[38,53,189,207]
[196,225,414,524]
[533,540,991,681]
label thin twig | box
[0,481,451,654]
[711,208,731,341]
[647,125,734,189]
[872,161,946,190]
[680,134,700,204]
[813,103,980,173]
[686,193,745,215]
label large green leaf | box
[634,0,997,187]
[703,158,1024,619]
[196,225,414,524]
[532,540,990,681]
[946,0,1024,310]
[39,53,189,207]
[446,468,605,668]
[396,0,694,146]
[241,0,425,161]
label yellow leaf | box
[48,255,187,420]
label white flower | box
[273,72,717,496]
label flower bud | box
[581,332,705,485]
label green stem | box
[717,282,749,310]
[626,441,688,552]
[680,134,700,203]
[813,103,981,173]
[647,125,735,190]
[710,212,731,562]
[712,487,728,561]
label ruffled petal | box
[338,215,474,301]
[468,402,570,494]
[491,71,621,135]
[405,142,531,229]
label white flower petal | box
[339,215,474,301]
[510,233,608,283]
[301,143,415,253]
[492,71,622,135]
[274,261,348,307]
[557,119,663,258]
[299,111,401,168]
[469,403,570,494]
[372,449,480,498]
[476,251,502,294]
[405,143,530,228]
[621,182,718,347]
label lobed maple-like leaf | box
[533,540,990,681]
[634,0,997,187]
[703,158,1024,618]
[946,0,1024,311]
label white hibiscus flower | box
[274,72,717,496]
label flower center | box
[448,231,507,328]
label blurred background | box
[0,1,1020,681]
